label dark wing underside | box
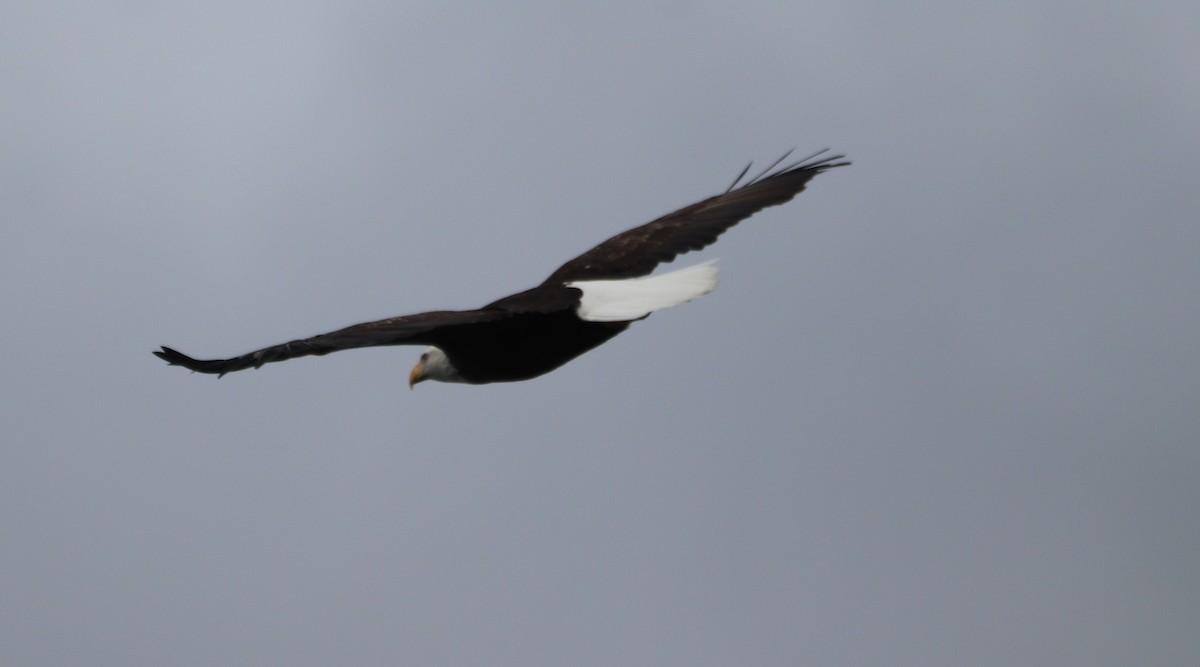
[542,149,849,284]
[153,309,506,377]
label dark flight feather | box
[541,149,848,283]
[153,310,506,377]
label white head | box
[408,347,465,388]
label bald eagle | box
[154,149,848,387]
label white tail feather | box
[568,259,719,322]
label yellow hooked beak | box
[408,361,425,390]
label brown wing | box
[153,309,507,377]
[542,149,849,284]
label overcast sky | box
[3,2,1198,666]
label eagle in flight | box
[154,149,848,387]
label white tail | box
[567,259,719,322]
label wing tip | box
[770,147,852,179]
[153,346,227,377]
[728,147,850,192]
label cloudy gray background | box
[3,2,1197,665]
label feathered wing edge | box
[542,149,849,284]
[153,309,504,377]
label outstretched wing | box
[153,309,505,377]
[542,149,849,284]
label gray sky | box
[3,2,1198,665]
